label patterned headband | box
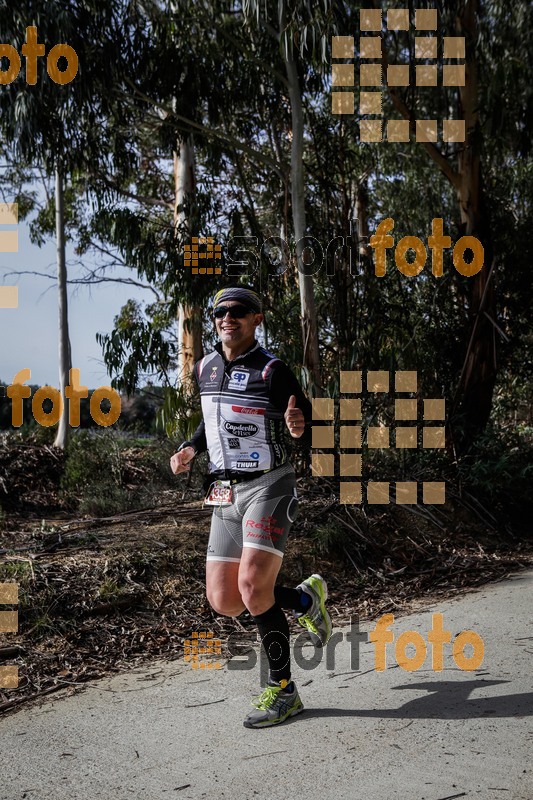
[213,287,262,313]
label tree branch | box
[387,86,461,191]
[1,269,160,298]
[375,6,461,191]
[122,80,285,180]
[89,171,173,210]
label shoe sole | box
[243,703,305,729]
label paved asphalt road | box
[1,571,532,800]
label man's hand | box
[170,446,196,474]
[284,395,305,438]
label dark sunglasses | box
[213,304,252,319]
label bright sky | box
[0,217,149,389]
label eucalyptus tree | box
[93,0,297,393]
[0,0,140,446]
[241,0,344,394]
[373,0,533,445]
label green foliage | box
[131,442,181,490]
[61,431,123,496]
[458,426,533,503]
[158,382,202,440]
[27,612,57,638]
[0,1,530,516]
[78,486,134,518]
[96,577,128,599]
[61,430,138,516]
[59,430,178,515]
[23,424,58,446]
[96,299,175,395]
[0,561,31,584]
[311,520,353,556]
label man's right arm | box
[171,420,207,475]
[179,419,207,456]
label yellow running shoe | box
[243,681,304,728]
[295,574,332,647]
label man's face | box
[215,300,263,348]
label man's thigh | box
[241,486,298,559]
[206,502,243,562]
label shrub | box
[311,520,353,556]
[458,425,533,504]
[61,430,123,497]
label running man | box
[170,286,332,728]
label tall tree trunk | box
[282,27,322,395]
[355,181,369,261]
[174,136,203,385]
[382,0,497,445]
[453,0,497,444]
[53,167,72,449]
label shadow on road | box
[286,680,533,724]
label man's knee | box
[206,588,245,617]
[238,577,273,615]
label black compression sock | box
[274,586,312,612]
[252,602,291,685]
[268,679,294,693]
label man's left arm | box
[269,362,312,447]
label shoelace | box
[251,685,282,710]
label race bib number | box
[204,480,233,506]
